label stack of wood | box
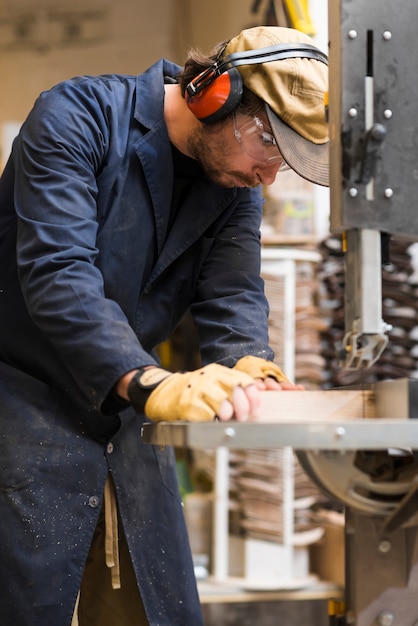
[293,261,329,389]
[318,236,418,387]
[227,257,326,545]
[262,258,329,389]
[228,447,321,543]
[229,448,290,542]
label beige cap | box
[224,26,329,187]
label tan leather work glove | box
[143,363,256,422]
[233,355,289,382]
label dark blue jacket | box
[0,59,273,625]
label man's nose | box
[256,161,280,186]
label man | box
[0,25,328,626]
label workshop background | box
[4,2,418,625]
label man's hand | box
[128,363,261,422]
[233,355,304,391]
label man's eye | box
[260,132,276,146]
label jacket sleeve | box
[11,78,158,414]
[191,185,275,367]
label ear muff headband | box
[185,42,328,124]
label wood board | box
[256,389,376,422]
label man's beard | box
[186,124,258,188]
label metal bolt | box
[382,31,392,41]
[224,427,235,439]
[377,610,394,626]
[348,107,358,118]
[335,426,346,439]
[378,539,391,553]
[384,188,394,199]
[349,187,358,198]
[383,109,393,119]
[348,30,358,39]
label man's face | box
[187,112,286,188]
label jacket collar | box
[132,60,238,282]
[134,58,180,128]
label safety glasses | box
[233,112,290,169]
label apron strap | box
[104,474,121,590]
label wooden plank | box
[255,389,375,422]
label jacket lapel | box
[132,61,238,283]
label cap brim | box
[266,106,329,187]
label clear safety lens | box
[233,113,290,170]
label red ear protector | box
[185,42,328,124]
